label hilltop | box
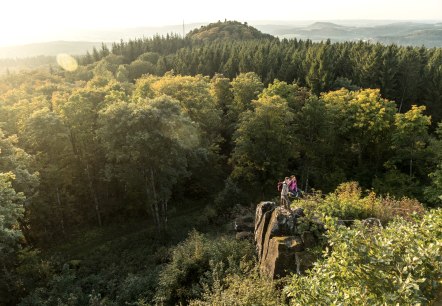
[186,20,275,41]
[266,21,442,46]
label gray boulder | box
[254,202,323,279]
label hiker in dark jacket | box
[280,177,290,210]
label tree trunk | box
[146,185,159,232]
[67,128,79,155]
[303,162,310,193]
[398,85,407,113]
[161,199,168,232]
[357,143,363,169]
[85,163,102,227]
[56,187,66,236]
[149,169,162,233]
[66,130,102,227]
[144,175,157,229]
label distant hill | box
[0,41,107,58]
[307,22,346,30]
[186,20,274,41]
[0,56,55,74]
[262,21,442,47]
[0,23,205,59]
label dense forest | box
[76,21,442,124]
[1,21,441,305]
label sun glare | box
[56,53,78,72]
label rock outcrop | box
[254,202,324,279]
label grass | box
[21,200,236,304]
[42,203,218,265]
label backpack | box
[277,181,283,192]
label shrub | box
[15,249,55,300]
[19,267,88,305]
[137,52,160,64]
[116,273,157,305]
[294,181,424,223]
[214,178,248,209]
[284,209,442,305]
[154,230,255,305]
[375,196,425,223]
[190,268,285,306]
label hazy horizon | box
[0,19,441,48]
[1,0,441,46]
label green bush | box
[284,209,442,305]
[116,273,157,305]
[214,178,248,209]
[154,230,255,305]
[294,181,424,223]
[137,52,160,64]
[190,268,285,306]
[14,249,55,301]
[19,267,88,306]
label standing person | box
[280,177,291,210]
[289,175,298,197]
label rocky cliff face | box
[254,202,324,279]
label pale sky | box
[0,0,441,46]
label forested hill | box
[78,28,442,124]
[186,20,275,41]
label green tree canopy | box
[230,94,296,199]
[98,95,198,232]
[0,172,25,304]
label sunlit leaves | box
[284,209,442,305]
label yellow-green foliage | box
[284,209,442,305]
[190,271,285,306]
[295,181,424,223]
[322,88,396,135]
[134,73,221,144]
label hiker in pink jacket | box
[288,175,298,197]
